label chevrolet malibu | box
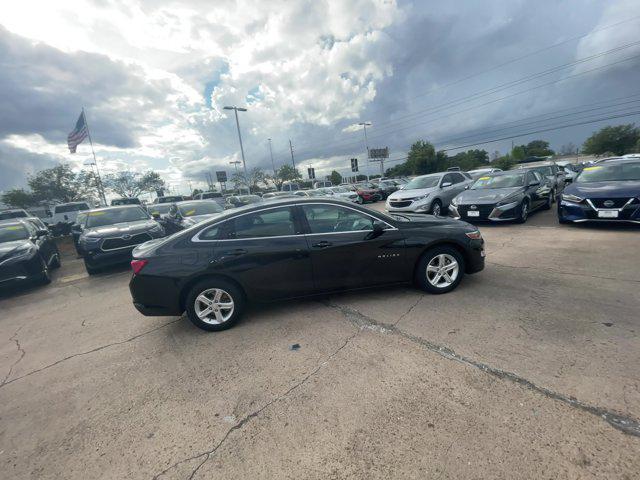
[386,171,473,216]
[558,157,640,224]
[129,198,485,331]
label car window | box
[404,175,440,189]
[55,203,90,213]
[177,202,224,216]
[230,207,296,238]
[86,207,150,228]
[576,162,640,183]
[472,174,524,189]
[302,204,374,233]
[450,173,466,184]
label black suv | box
[77,205,165,274]
[0,219,60,287]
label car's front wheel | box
[415,246,465,294]
[84,258,100,275]
[516,199,529,223]
[430,199,442,217]
[356,196,364,204]
[185,279,244,331]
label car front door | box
[527,171,547,209]
[300,203,407,292]
[199,206,314,301]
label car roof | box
[597,157,639,164]
[85,204,145,213]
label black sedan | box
[558,158,640,224]
[129,198,485,331]
[78,205,165,274]
[449,170,553,223]
[0,220,60,287]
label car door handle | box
[312,241,332,248]
[223,248,247,256]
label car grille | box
[389,199,414,208]
[101,233,153,251]
[457,204,495,219]
[588,198,634,209]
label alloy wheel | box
[194,288,235,325]
[432,202,441,217]
[426,253,459,288]
[521,202,528,221]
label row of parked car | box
[384,156,640,225]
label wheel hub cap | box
[194,288,235,325]
[426,253,459,288]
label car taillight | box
[131,259,148,275]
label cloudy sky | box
[1,0,639,194]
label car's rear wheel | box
[430,199,442,217]
[39,257,51,285]
[516,199,529,223]
[542,191,553,210]
[50,251,61,269]
[185,279,244,331]
[415,246,465,294]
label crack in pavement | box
[487,261,640,284]
[1,327,26,386]
[152,327,362,480]
[0,319,181,389]
[394,295,425,326]
[323,300,640,438]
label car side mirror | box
[564,177,573,184]
[529,181,540,186]
[464,185,470,190]
[366,220,386,240]
[36,229,49,237]
[441,182,452,188]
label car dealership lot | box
[1,208,639,479]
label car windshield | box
[0,210,27,220]
[148,204,171,215]
[201,192,222,199]
[404,176,440,189]
[0,224,29,242]
[472,174,524,189]
[528,166,553,176]
[239,195,262,203]
[177,202,224,216]
[576,162,640,183]
[331,187,348,193]
[86,207,149,227]
[55,203,90,213]
[112,198,140,205]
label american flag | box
[67,110,88,153]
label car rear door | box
[198,205,314,301]
[300,203,407,291]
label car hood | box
[455,187,523,204]
[565,180,640,198]
[83,219,159,238]
[388,186,438,201]
[391,213,475,231]
[0,240,32,262]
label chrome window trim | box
[191,201,397,242]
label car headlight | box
[81,235,102,246]
[562,193,583,203]
[415,193,432,202]
[496,197,517,207]
[451,197,458,206]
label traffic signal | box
[307,167,315,179]
[350,158,358,172]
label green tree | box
[492,155,516,171]
[511,145,526,161]
[524,140,554,157]
[582,124,640,155]
[192,188,203,196]
[329,170,342,185]
[448,149,489,171]
[104,170,165,197]
[27,164,98,203]
[1,188,38,208]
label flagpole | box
[82,107,107,206]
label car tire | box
[516,199,529,223]
[430,199,442,217]
[542,192,553,210]
[84,258,100,275]
[185,279,245,332]
[550,188,557,204]
[356,196,364,204]
[415,246,465,294]
[50,251,62,269]
[39,257,51,285]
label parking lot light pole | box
[224,106,249,191]
[358,122,371,181]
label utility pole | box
[358,122,371,181]
[268,138,276,174]
[223,106,249,192]
[289,139,296,168]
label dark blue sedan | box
[558,158,640,224]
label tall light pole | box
[358,122,371,181]
[223,106,249,191]
[268,138,276,174]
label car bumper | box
[449,202,520,222]
[558,200,640,223]
[0,255,44,287]
[386,200,432,213]
[130,274,183,316]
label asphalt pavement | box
[1,206,639,479]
